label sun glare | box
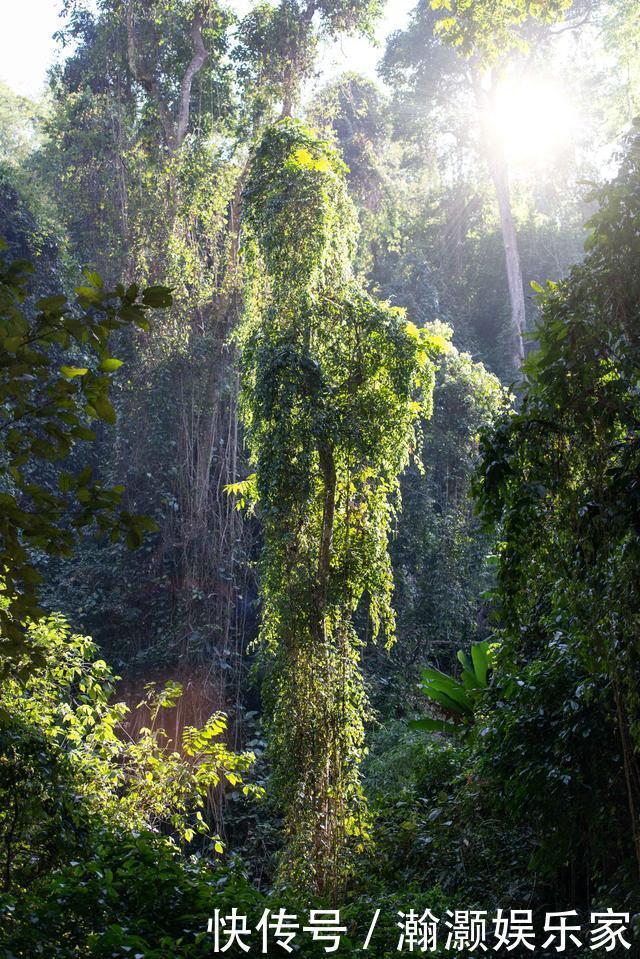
[488,77,578,167]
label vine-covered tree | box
[236,120,445,895]
[37,0,392,692]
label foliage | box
[0,251,170,666]
[0,165,63,298]
[0,83,42,166]
[429,0,572,62]
[375,342,505,705]
[0,828,267,958]
[309,73,391,209]
[36,0,255,673]
[363,741,507,923]
[350,119,640,930]
[410,639,494,734]
[0,612,259,894]
[3,0,640,942]
[472,639,633,895]
[474,120,640,891]
[237,118,445,894]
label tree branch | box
[126,0,175,144]
[126,0,209,150]
[175,9,209,148]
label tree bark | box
[126,1,209,152]
[279,0,317,119]
[126,1,175,144]
[473,69,526,372]
[175,11,208,147]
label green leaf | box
[461,667,481,691]
[419,684,468,716]
[60,366,89,378]
[142,286,172,308]
[83,269,104,288]
[471,641,489,687]
[36,294,68,312]
[92,396,116,424]
[75,285,103,303]
[100,357,124,372]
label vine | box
[236,120,445,895]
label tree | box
[0,83,41,166]
[235,119,444,896]
[235,0,385,119]
[384,341,505,690]
[382,0,576,373]
[38,0,391,688]
[309,73,391,210]
[40,0,254,675]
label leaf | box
[457,650,473,673]
[75,285,103,303]
[60,366,89,378]
[83,269,104,289]
[419,684,468,716]
[92,396,116,424]
[100,357,124,372]
[471,641,489,687]
[142,286,172,308]
[461,667,481,691]
[36,294,67,312]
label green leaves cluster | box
[0,248,170,666]
[431,0,574,62]
[0,612,259,892]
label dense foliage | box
[1,0,640,953]
[474,119,640,894]
[238,119,444,895]
[0,250,168,665]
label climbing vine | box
[236,120,444,895]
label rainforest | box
[0,0,639,955]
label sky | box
[0,0,415,100]
[0,0,64,97]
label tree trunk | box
[473,71,526,372]
[126,0,209,152]
[488,144,526,371]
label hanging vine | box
[235,120,445,895]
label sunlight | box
[488,77,578,167]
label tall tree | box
[237,120,443,895]
[42,0,251,677]
[235,0,385,119]
[382,0,575,373]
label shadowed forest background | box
[1,0,640,954]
